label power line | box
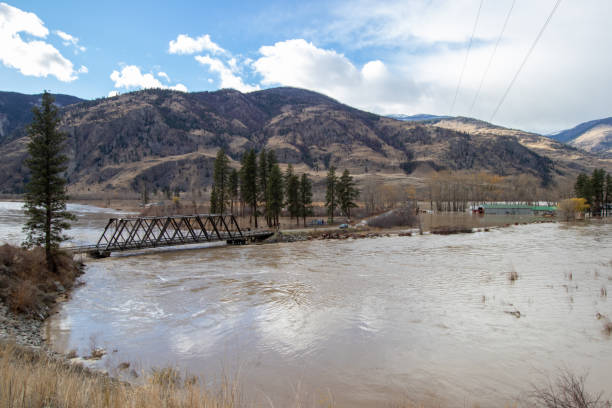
[469,0,516,114]
[489,0,562,122]
[449,0,484,115]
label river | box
[1,202,611,406]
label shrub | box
[367,206,417,228]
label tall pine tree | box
[240,149,259,227]
[337,169,359,219]
[298,173,313,226]
[258,150,269,226]
[210,148,230,213]
[325,166,338,223]
[285,164,300,224]
[228,168,239,215]
[267,163,284,228]
[23,91,75,270]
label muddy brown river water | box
[1,202,611,406]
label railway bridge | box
[66,214,273,258]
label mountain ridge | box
[0,87,609,195]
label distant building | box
[481,204,557,216]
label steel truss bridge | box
[67,214,273,258]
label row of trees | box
[210,149,313,228]
[325,167,359,222]
[574,169,612,216]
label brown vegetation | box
[430,226,473,235]
[530,370,610,408]
[367,206,417,228]
[0,341,240,408]
[0,244,82,317]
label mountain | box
[548,117,612,158]
[387,114,450,122]
[0,91,84,144]
[0,87,609,195]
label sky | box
[0,0,611,134]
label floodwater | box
[1,202,611,406]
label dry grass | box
[530,370,610,408]
[0,244,82,316]
[508,270,519,283]
[0,341,241,408]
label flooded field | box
[1,202,611,406]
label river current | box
[1,202,611,406]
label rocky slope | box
[0,91,83,144]
[0,87,609,195]
[548,117,612,158]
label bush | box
[367,207,417,228]
[0,244,82,317]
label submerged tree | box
[23,91,75,270]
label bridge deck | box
[64,214,273,257]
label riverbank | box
[0,245,83,349]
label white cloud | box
[157,71,170,82]
[77,65,88,74]
[168,34,224,55]
[0,2,81,82]
[55,29,86,53]
[195,55,259,92]
[108,90,119,97]
[252,39,420,114]
[312,0,612,133]
[109,65,188,93]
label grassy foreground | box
[0,341,240,408]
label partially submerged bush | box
[431,226,473,235]
[530,370,610,408]
[367,206,417,229]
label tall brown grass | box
[0,341,240,408]
[0,244,82,316]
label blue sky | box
[1,1,611,133]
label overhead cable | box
[489,0,562,121]
[449,0,484,115]
[469,0,516,114]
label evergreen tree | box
[228,168,239,214]
[325,166,339,223]
[591,168,606,215]
[298,173,313,226]
[209,185,219,213]
[267,163,284,228]
[258,150,269,225]
[337,169,359,219]
[285,164,300,224]
[605,174,612,216]
[23,91,75,269]
[240,149,259,227]
[210,148,230,213]
[574,173,592,204]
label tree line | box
[209,148,313,228]
[574,169,612,216]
